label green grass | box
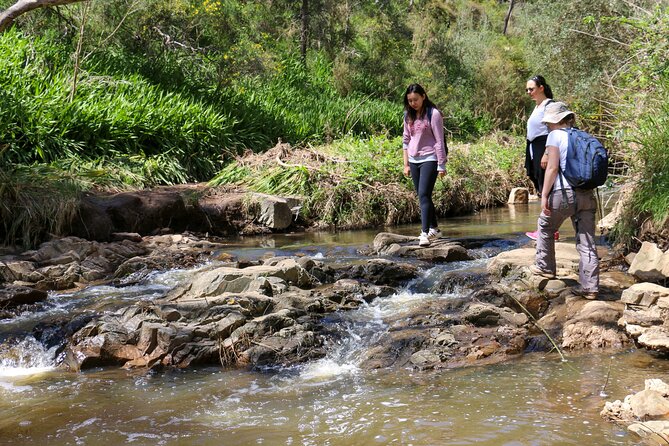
[210,132,527,228]
[0,165,81,249]
[612,98,669,249]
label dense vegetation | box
[0,0,667,248]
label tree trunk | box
[503,0,515,35]
[0,0,88,33]
[300,0,308,65]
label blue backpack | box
[559,128,609,190]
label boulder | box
[251,193,302,230]
[621,283,669,306]
[168,259,317,301]
[629,242,669,282]
[629,389,669,420]
[619,283,669,354]
[627,421,669,445]
[637,327,669,353]
[69,196,114,241]
[507,187,529,204]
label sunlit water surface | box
[2,195,655,446]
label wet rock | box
[333,258,418,286]
[356,288,530,371]
[60,286,327,371]
[430,269,491,294]
[463,303,504,326]
[360,328,430,369]
[32,314,97,352]
[313,279,393,309]
[0,284,48,310]
[370,232,472,262]
[410,349,446,370]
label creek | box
[0,201,655,445]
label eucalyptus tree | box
[0,0,88,32]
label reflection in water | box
[0,194,646,445]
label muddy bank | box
[67,184,301,241]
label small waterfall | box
[0,336,56,378]
[298,260,484,381]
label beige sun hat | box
[542,101,575,124]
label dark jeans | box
[409,161,438,233]
[525,135,548,194]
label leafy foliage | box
[0,0,667,247]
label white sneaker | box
[427,228,441,240]
[418,232,430,247]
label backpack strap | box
[553,128,571,210]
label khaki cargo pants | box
[535,187,599,293]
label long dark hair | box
[529,75,553,99]
[403,83,438,123]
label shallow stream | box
[0,199,656,445]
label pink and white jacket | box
[402,108,448,172]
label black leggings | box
[409,161,438,233]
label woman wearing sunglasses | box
[524,75,559,241]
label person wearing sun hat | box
[527,101,600,300]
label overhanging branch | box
[0,0,89,33]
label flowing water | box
[0,198,657,445]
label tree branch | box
[0,0,89,33]
[568,27,631,47]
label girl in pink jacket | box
[402,84,448,247]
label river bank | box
[1,134,529,250]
